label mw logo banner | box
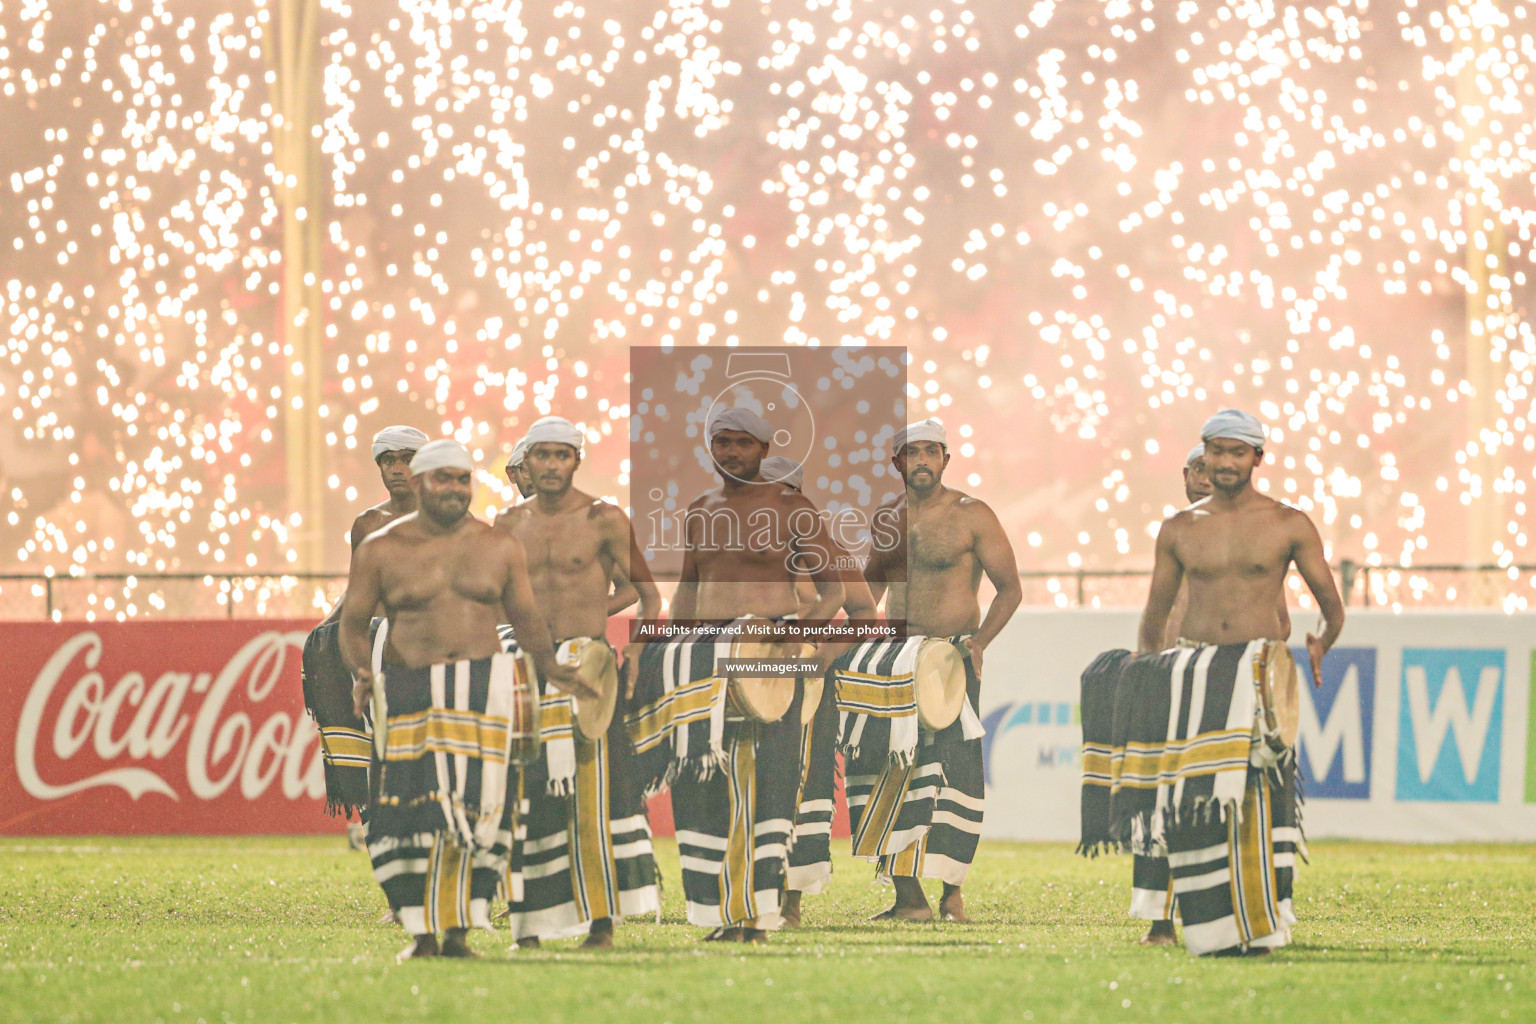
[1396,648,1503,803]
[1292,646,1374,800]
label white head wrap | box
[371,425,429,461]
[759,456,804,491]
[1200,409,1267,450]
[1186,443,1207,467]
[409,439,474,476]
[892,418,947,455]
[707,406,772,443]
[505,437,531,471]
[522,415,584,454]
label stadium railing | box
[2,561,1533,620]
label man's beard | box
[905,467,939,492]
[422,494,469,527]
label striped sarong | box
[844,643,986,885]
[1078,648,1130,856]
[624,630,733,793]
[301,620,371,818]
[508,711,661,941]
[833,637,925,766]
[1167,761,1301,955]
[786,668,839,894]
[366,653,529,934]
[672,703,802,929]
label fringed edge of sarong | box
[835,743,916,771]
[1075,839,1131,859]
[1161,794,1241,834]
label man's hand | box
[1304,633,1326,690]
[541,660,600,701]
[352,668,374,719]
[960,637,985,678]
[622,643,644,700]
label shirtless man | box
[492,415,662,950]
[669,407,845,943]
[1136,409,1342,957]
[339,439,586,960]
[1138,410,1342,685]
[863,418,1022,922]
[304,426,430,846]
[762,455,879,928]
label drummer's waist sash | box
[372,652,526,851]
[624,626,735,791]
[833,635,982,767]
[1106,641,1262,842]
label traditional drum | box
[558,637,620,740]
[913,637,968,731]
[1251,641,1299,765]
[723,638,797,723]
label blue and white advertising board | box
[980,609,1536,842]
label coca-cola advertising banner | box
[1,621,342,835]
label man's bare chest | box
[519,518,604,574]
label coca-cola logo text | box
[15,629,326,804]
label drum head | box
[914,639,967,731]
[1266,643,1300,748]
[571,640,619,740]
[726,640,795,723]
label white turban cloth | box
[522,415,585,454]
[371,425,429,461]
[1186,443,1207,467]
[1200,409,1266,449]
[759,456,804,491]
[505,437,531,471]
[892,418,947,454]
[707,406,772,443]
[410,439,474,476]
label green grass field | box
[1,837,1532,1024]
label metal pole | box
[267,0,326,574]
[1457,1,1507,607]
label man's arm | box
[670,506,702,621]
[862,502,902,611]
[602,508,663,696]
[789,495,845,623]
[318,509,386,627]
[1137,517,1185,654]
[340,537,385,716]
[1288,511,1345,686]
[964,502,1022,676]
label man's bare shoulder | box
[351,503,393,539]
[587,497,635,529]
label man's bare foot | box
[740,928,769,944]
[938,885,968,923]
[780,891,803,929]
[581,918,615,949]
[396,934,439,963]
[703,927,743,942]
[516,936,541,950]
[1138,921,1178,946]
[869,904,935,922]
[440,929,478,959]
[873,877,933,921]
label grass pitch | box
[1,837,1532,1024]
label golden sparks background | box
[1,0,1533,617]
